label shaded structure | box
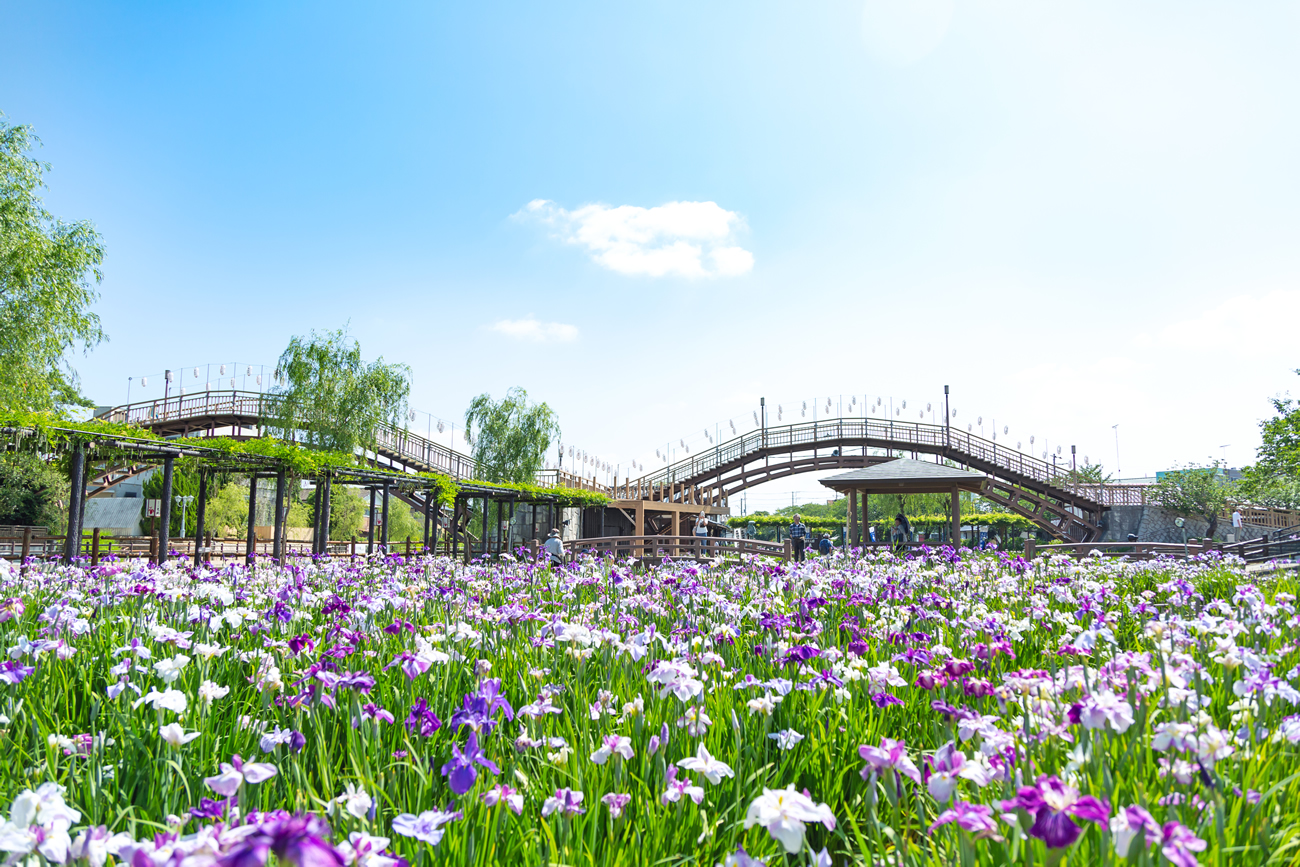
[820,458,987,547]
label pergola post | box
[194,470,208,567]
[367,487,376,554]
[320,474,332,556]
[158,454,175,565]
[430,489,441,554]
[381,484,391,552]
[422,491,432,552]
[64,441,86,564]
[244,475,258,567]
[272,469,285,561]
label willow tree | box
[464,387,560,484]
[265,327,410,455]
[0,117,106,412]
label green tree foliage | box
[307,485,367,540]
[266,327,410,456]
[0,117,106,411]
[1241,370,1300,508]
[0,453,68,531]
[463,387,560,485]
[141,466,213,537]
[1055,462,1114,485]
[381,500,423,544]
[1150,464,1234,539]
[201,480,310,539]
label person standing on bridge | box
[789,514,808,562]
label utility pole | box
[944,385,951,450]
[1113,425,1120,476]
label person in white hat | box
[544,528,565,567]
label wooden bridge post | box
[20,528,31,564]
[783,538,792,562]
[91,528,100,566]
[381,484,391,552]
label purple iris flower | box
[441,731,501,795]
[930,801,1001,839]
[190,796,232,820]
[449,679,515,734]
[0,598,25,623]
[0,661,35,685]
[1000,775,1110,849]
[781,645,820,668]
[287,634,315,656]
[405,698,441,738]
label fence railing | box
[566,534,787,561]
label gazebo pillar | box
[848,490,858,547]
[951,485,961,548]
[861,492,869,546]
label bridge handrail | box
[631,417,1091,498]
[103,391,480,479]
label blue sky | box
[5,1,1300,507]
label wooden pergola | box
[820,458,987,546]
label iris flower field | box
[0,546,1296,866]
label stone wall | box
[1097,504,1270,544]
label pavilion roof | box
[820,458,987,494]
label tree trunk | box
[1205,513,1219,540]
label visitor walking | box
[694,512,710,558]
[891,513,911,554]
[544,528,565,567]
[1230,507,1244,543]
[790,514,808,562]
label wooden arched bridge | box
[96,390,1134,542]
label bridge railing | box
[632,417,1075,495]
[103,391,481,480]
[102,391,267,427]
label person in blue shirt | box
[817,533,832,556]
[789,514,808,562]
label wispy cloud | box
[487,317,579,343]
[515,199,754,278]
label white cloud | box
[487,317,579,343]
[516,199,754,278]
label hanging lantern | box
[801,401,807,411]
[952,409,957,418]
[1085,455,1090,465]
[801,408,806,417]
[205,381,211,391]
[1030,435,1035,445]
[902,400,907,409]
[220,365,226,376]
[968,424,972,432]
[753,411,759,425]
[165,370,174,383]
[141,377,148,387]
[926,403,931,412]
[1003,425,1009,435]
[408,409,417,422]
[246,366,252,376]
[256,375,262,386]
[895,408,899,416]
[870,405,876,413]
[729,420,736,434]
[192,367,199,378]
[1017,441,1022,450]
[230,377,236,388]
[876,397,882,406]
[1056,446,1062,455]
[437,420,445,433]
[850,396,856,407]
